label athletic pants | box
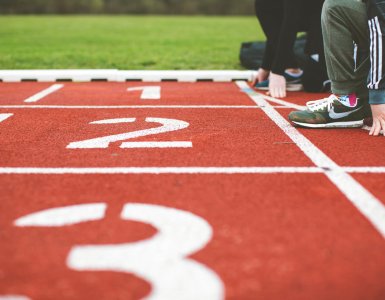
[322,0,370,98]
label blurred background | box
[0,0,263,70]
[0,0,254,15]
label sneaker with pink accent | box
[288,93,370,128]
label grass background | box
[0,15,264,70]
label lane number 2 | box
[15,203,225,300]
[67,117,192,149]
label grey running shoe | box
[254,71,303,91]
[288,94,370,128]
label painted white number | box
[0,113,13,123]
[127,86,161,100]
[14,203,225,300]
[0,296,31,300]
[67,117,192,149]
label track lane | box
[2,81,385,300]
[1,174,385,300]
[0,108,313,167]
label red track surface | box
[1,82,385,300]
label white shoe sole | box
[292,119,364,128]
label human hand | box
[252,68,270,86]
[369,104,385,136]
[268,72,286,98]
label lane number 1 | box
[127,86,161,100]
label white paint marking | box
[67,117,191,149]
[0,167,324,174]
[237,80,385,239]
[127,86,161,100]
[68,203,224,300]
[14,203,106,227]
[91,118,136,124]
[0,105,284,109]
[344,167,385,173]
[0,296,31,300]
[0,69,254,82]
[0,113,13,123]
[120,141,193,148]
[23,84,64,103]
[1,166,385,174]
[250,90,306,110]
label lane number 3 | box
[15,203,225,300]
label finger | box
[373,119,381,136]
[276,88,285,98]
[369,119,377,135]
[269,86,277,98]
[380,118,385,136]
[269,87,276,97]
[274,88,283,98]
[369,119,376,135]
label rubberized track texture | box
[1,81,385,300]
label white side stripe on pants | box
[369,17,383,89]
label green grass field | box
[0,15,264,70]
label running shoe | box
[288,93,370,128]
[254,71,303,91]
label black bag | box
[239,37,308,70]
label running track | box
[0,81,385,300]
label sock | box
[285,70,303,78]
[338,93,357,107]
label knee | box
[322,0,342,25]
[322,0,344,19]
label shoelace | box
[306,94,338,112]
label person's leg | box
[300,3,329,92]
[322,0,369,98]
[288,0,370,128]
[254,0,298,70]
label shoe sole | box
[255,83,303,92]
[291,119,364,128]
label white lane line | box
[252,91,306,110]
[345,167,385,173]
[237,81,385,239]
[0,113,13,123]
[0,166,384,174]
[23,84,64,103]
[0,105,291,109]
[0,167,324,174]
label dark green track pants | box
[322,0,369,99]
